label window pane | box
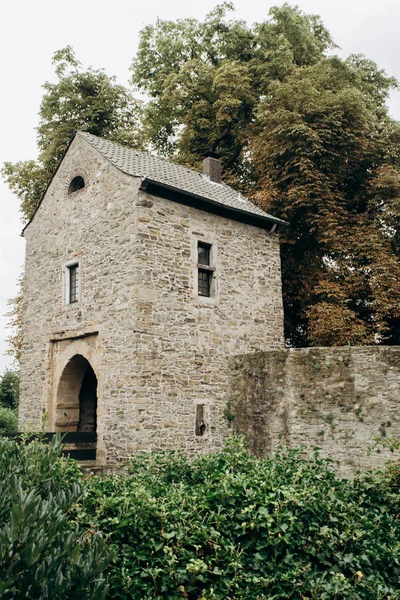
[69,265,79,303]
[198,269,211,297]
[198,243,210,266]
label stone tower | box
[19,132,286,463]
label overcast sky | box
[1,0,400,374]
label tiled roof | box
[79,132,286,226]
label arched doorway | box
[55,354,97,432]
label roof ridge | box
[79,131,219,181]
[77,131,287,227]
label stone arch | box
[55,354,98,432]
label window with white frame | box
[197,242,215,297]
[65,262,80,305]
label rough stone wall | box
[20,134,143,462]
[20,134,284,463]
[230,347,400,478]
[123,187,283,460]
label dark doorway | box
[78,364,97,432]
[55,354,98,432]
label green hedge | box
[79,439,400,600]
[1,435,399,599]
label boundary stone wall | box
[230,346,400,478]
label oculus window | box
[68,176,85,194]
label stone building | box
[19,131,286,463]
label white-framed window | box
[197,241,216,298]
[63,260,81,306]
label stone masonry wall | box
[230,346,400,478]
[20,134,144,462]
[20,134,284,463]
[120,186,283,461]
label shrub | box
[0,435,111,600]
[79,438,400,600]
[0,407,18,434]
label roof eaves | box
[141,177,289,230]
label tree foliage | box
[2,46,143,222]
[131,3,400,346]
[0,368,19,433]
[0,407,18,434]
[131,3,335,188]
[0,369,19,409]
[251,57,400,345]
[4,274,23,365]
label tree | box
[0,368,19,434]
[4,273,23,364]
[131,3,335,189]
[131,4,400,346]
[0,369,19,409]
[0,407,18,434]
[251,57,400,345]
[2,46,143,223]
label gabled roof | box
[79,132,287,229]
[23,131,287,234]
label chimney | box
[203,153,222,183]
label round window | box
[68,175,85,194]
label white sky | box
[1,0,400,373]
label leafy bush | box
[0,407,18,433]
[0,435,111,599]
[1,435,398,599]
[79,438,400,600]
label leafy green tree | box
[2,46,143,222]
[131,2,335,188]
[131,3,400,346]
[0,369,19,409]
[251,57,400,345]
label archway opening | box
[55,354,97,432]
[78,364,97,432]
